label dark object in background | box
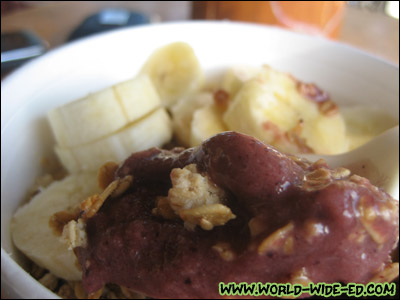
[67,8,150,42]
[1,1,31,15]
[1,30,47,73]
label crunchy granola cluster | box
[153,163,236,230]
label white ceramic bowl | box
[1,21,399,299]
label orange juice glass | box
[192,1,346,39]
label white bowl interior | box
[1,21,399,298]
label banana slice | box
[140,42,204,107]
[11,172,100,281]
[55,108,173,173]
[171,92,214,147]
[190,104,228,147]
[220,66,260,99]
[48,74,161,148]
[223,66,349,154]
[223,68,299,145]
[302,114,348,154]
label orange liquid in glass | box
[192,1,346,39]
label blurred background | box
[1,1,399,76]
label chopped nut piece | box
[369,262,399,283]
[156,164,234,230]
[199,218,214,230]
[98,162,119,190]
[312,158,328,169]
[306,168,331,181]
[288,155,312,169]
[49,207,81,236]
[80,175,133,220]
[350,174,370,185]
[248,216,265,237]
[331,167,351,180]
[347,229,367,244]
[152,196,178,219]
[283,236,294,254]
[282,269,311,298]
[180,204,236,230]
[258,222,295,255]
[88,287,103,299]
[212,242,236,261]
[290,267,312,286]
[80,194,104,220]
[102,178,121,200]
[303,168,331,191]
[62,219,87,249]
[358,196,387,245]
[111,175,133,198]
[304,220,329,243]
[168,164,225,211]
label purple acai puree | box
[75,132,399,298]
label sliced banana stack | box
[172,64,349,154]
[55,109,172,173]
[140,42,204,107]
[12,173,101,281]
[223,66,349,154]
[48,74,172,173]
[48,75,160,148]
